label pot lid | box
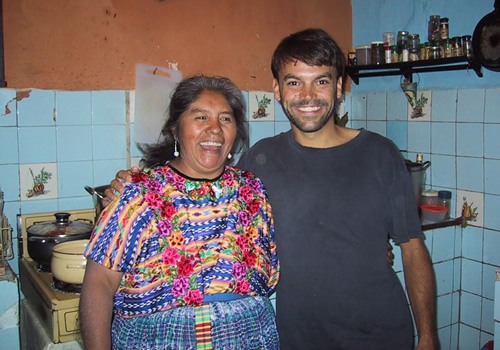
[27,212,94,237]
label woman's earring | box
[174,140,180,157]
[227,153,232,159]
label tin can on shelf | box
[371,41,385,65]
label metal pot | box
[27,212,93,267]
[51,239,88,285]
[405,159,431,205]
[84,185,110,221]
[472,0,500,72]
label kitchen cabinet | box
[346,56,482,84]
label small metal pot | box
[27,212,93,267]
[84,185,110,221]
[51,239,88,285]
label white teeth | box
[298,106,320,112]
[200,141,222,147]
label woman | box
[79,75,280,350]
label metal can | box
[371,41,385,65]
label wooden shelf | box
[421,216,463,231]
[346,56,483,84]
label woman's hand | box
[102,166,141,206]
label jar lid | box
[438,190,452,199]
[355,45,371,49]
[421,189,438,197]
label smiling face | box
[171,90,237,179]
[273,60,343,134]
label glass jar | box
[451,36,463,57]
[440,17,449,41]
[429,45,441,59]
[421,189,439,206]
[462,35,473,58]
[428,15,441,42]
[391,45,399,62]
[438,190,452,220]
[397,31,409,53]
[348,49,357,65]
[442,39,452,58]
[408,34,420,61]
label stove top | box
[18,208,96,343]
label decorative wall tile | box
[19,163,58,200]
[407,89,431,121]
[456,190,484,228]
[248,91,274,121]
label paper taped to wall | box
[134,63,182,145]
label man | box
[108,28,438,349]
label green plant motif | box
[26,167,52,197]
[253,94,272,119]
[411,93,429,119]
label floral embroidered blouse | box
[84,165,279,318]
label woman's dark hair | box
[138,75,248,167]
[271,28,346,85]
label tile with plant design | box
[20,163,58,200]
[407,90,431,121]
[456,190,483,227]
[249,91,274,121]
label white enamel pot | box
[51,239,89,285]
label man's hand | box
[102,166,141,206]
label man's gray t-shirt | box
[238,129,423,349]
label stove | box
[18,209,95,344]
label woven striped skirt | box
[111,296,279,350]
